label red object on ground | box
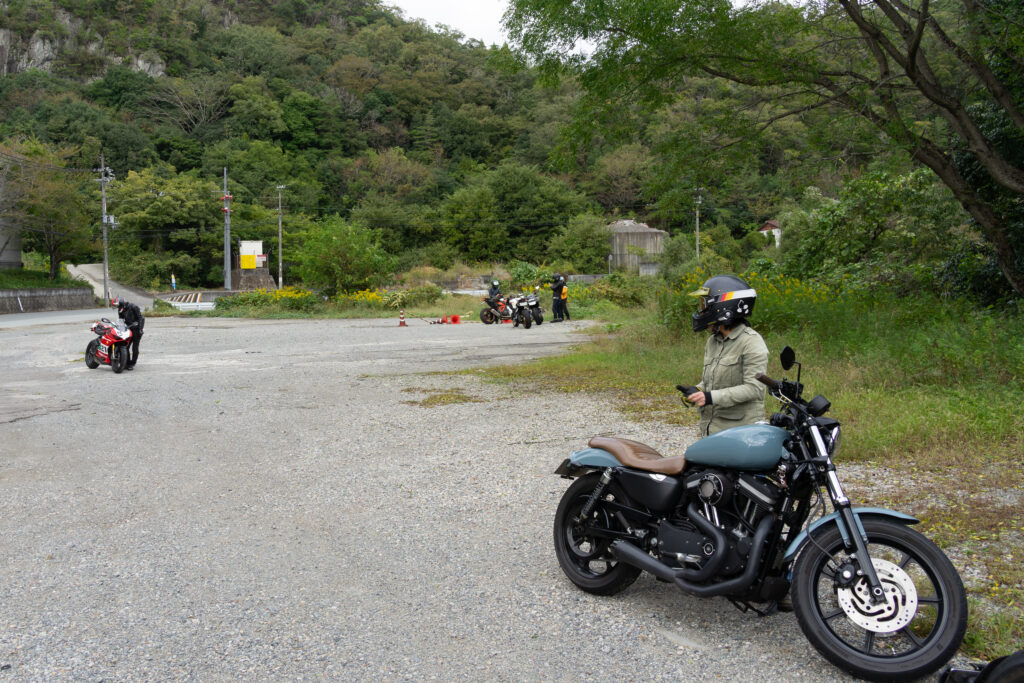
[399,310,407,327]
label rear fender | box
[782,507,919,563]
[553,447,619,477]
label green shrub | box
[382,284,442,309]
[215,287,320,312]
[579,272,653,307]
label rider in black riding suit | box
[112,297,144,370]
[488,279,502,299]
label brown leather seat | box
[588,436,686,475]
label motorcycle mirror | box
[780,346,796,371]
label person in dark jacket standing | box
[551,274,565,322]
[112,297,144,370]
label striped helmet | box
[689,275,756,332]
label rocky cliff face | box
[0,8,164,78]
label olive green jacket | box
[697,323,769,436]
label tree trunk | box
[910,143,1024,296]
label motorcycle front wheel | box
[791,518,967,682]
[553,472,642,596]
[85,340,99,369]
[112,346,129,373]
[480,308,496,324]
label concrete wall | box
[0,287,96,313]
[610,230,665,274]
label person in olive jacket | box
[684,275,768,436]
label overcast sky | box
[385,0,511,46]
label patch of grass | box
[964,594,1024,661]
[0,267,92,289]
[401,388,484,407]
[171,293,487,321]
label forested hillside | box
[0,0,1018,303]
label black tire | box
[85,340,99,369]
[791,517,967,682]
[522,310,532,328]
[533,309,543,325]
[553,473,642,595]
[111,346,128,374]
[480,308,496,324]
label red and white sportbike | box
[84,318,133,373]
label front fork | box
[812,425,887,603]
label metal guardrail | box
[163,291,215,311]
[168,301,215,311]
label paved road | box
[67,263,155,309]
[0,307,113,329]
[0,316,915,681]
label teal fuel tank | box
[684,424,790,471]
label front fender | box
[553,447,620,477]
[782,507,919,563]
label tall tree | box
[506,0,1024,295]
[13,145,95,279]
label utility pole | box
[96,155,115,302]
[222,168,232,291]
[276,184,286,290]
[695,189,703,263]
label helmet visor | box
[688,287,710,312]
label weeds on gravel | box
[401,387,484,407]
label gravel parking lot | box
[0,315,904,681]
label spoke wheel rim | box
[813,540,946,658]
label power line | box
[0,150,95,174]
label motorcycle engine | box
[656,469,784,576]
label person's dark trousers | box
[562,301,570,320]
[128,331,142,367]
[552,299,563,321]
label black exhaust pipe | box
[609,513,775,598]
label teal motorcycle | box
[552,346,967,682]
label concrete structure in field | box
[760,219,782,248]
[0,225,22,269]
[608,219,667,275]
[230,240,276,291]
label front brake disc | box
[835,557,919,633]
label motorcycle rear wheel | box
[85,340,99,369]
[480,309,496,324]
[532,309,543,325]
[522,311,532,329]
[553,473,642,596]
[112,346,129,373]
[791,518,967,682]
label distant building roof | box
[607,219,666,234]
[759,220,780,232]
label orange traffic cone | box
[450,314,461,324]
[399,309,407,327]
